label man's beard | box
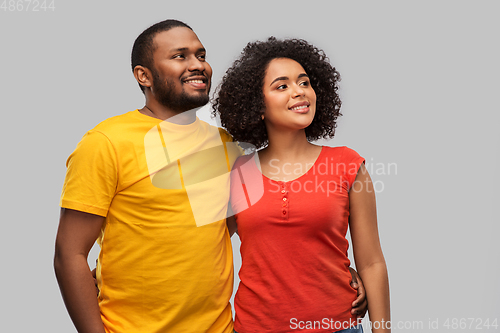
[152,70,210,112]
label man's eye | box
[173,54,185,59]
[198,54,206,61]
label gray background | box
[1,0,499,331]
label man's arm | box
[54,208,106,333]
[226,216,238,237]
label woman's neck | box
[257,129,322,181]
[262,130,312,161]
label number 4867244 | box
[1,0,55,11]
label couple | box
[54,19,390,333]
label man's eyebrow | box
[170,47,206,53]
[270,73,309,86]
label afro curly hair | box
[212,37,342,149]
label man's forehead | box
[153,27,204,52]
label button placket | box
[280,182,289,221]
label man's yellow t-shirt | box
[60,110,241,333]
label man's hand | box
[91,267,99,295]
[349,267,368,318]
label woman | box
[213,37,390,333]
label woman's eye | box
[277,84,287,90]
[299,81,310,87]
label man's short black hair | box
[131,19,192,93]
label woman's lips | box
[289,101,310,113]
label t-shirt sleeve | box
[342,146,365,190]
[229,154,264,215]
[60,130,118,217]
[218,127,244,170]
[218,128,244,153]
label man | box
[54,20,366,333]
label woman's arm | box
[349,164,390,333]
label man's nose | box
[188,56,205,72]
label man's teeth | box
[186,80,204,84]
[290,105,308,111]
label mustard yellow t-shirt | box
[60,110,242,333]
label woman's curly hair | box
[212,37,342,149]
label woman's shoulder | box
[321,145,360,156]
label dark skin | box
[133,27,212,123]
[349,267,368,317]
[54,209,106,333]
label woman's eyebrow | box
[270,73,309,86]
[270,76,288,86]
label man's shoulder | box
[89,110,160,143]
[92,110,139,132]
[217,127,234,143]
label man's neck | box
[164,108,199,125]
[140,101,199,125]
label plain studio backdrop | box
[1,1,499,332]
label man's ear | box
[134,65,152,90]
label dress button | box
[282,210,286,215]
[282,203,287,207]
[281,190,286,194]
[283,197,287,201]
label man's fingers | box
[349,267,358,285]
[351,280,367,318]
[348,267,367,318]
[91,267,99,295]
[352,289,363,307]
[351,295,368,317]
